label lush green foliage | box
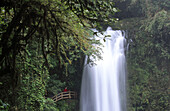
[1,0,168,110]
[0,98,10,111]
[0,0,117,110]
[114,0,170,110]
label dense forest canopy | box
[113,0,170,110]
[0,0,170,111]
[0,0,118,110]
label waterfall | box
[80,27,127,111]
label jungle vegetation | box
[0,0,169,111]
[0,0,117,110]
[114,0,170,110]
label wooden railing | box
[52,91,77,102]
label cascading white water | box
[80,27,127,111]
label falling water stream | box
[80,27,127,111]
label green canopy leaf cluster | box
[0,0,117,110]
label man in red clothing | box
[64,87,68,92]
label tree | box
[0,0,118,110]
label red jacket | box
[64,88,68,92]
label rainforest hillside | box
[114,0,170,110]
[0,0,169,111]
